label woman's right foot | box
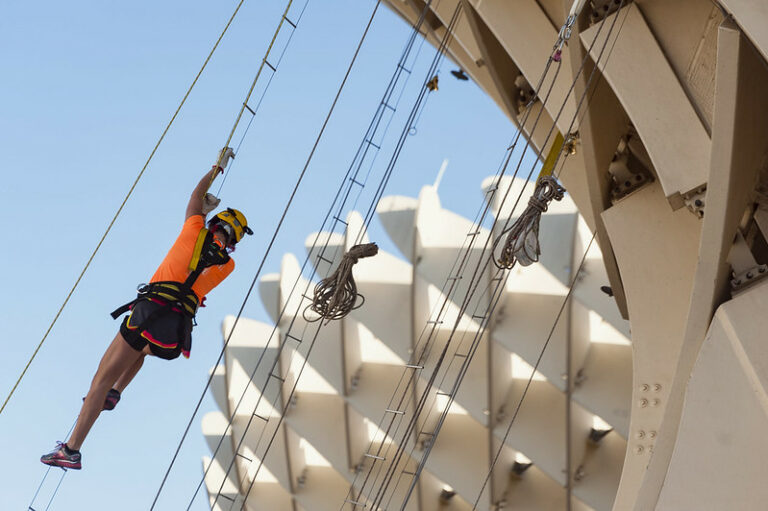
[40,442,81,470]
[103,388,121,410]
[82,388,121,411]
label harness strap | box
[188,228,209,272]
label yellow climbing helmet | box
[209,208,253,244]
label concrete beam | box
[719,0,768,62]
[580,4,711,199]
[634,20,768,511]
[562,3,632,320]
[601,181,701,511]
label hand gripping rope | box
[304,242,379,324]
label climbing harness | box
[110,228,232,357]
[305,242,378,324]
[553,0,588,61]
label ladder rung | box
[467,231,481,237]
[333,215,348,226]
[244,103,256,115]
[254,413,270,422]
[317,254,334,264]
[427,320,443,324]
[284,16,297,28]
[382,102,395,111]
[419,431,434,436]
[220,494,235,502]
[385,408,405,415]
[345,499,367,507]
[350,177,365,187]
[436,391,451,396]
[364,453,385,460]
[364,139,380,150]
[454,353,468,358]
[236,452,253,462]
[447,275,462,281]
[402,470,416,475]
[472,314,487,319]
[286,333,302,344]
[270,373,285,382]
[405,364,423,369]
[397,63,412,74]
[264,60,277,72]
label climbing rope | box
[473,235,595,509]
[226,2,460,508]
[347,21,572,511]
[492,175,566,269]
[352,2,631,508]
[28,416,78,511]
[0,0,249,418]
[155,2,387,508]
[204,0,302,195]
[305,242,379,324]
[199,0,434,502]
[206,11,436,509]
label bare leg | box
[113,353,146,393]
[67,332,143,451]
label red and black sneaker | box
[82,388,121,411]
[41,442,81,470]
[103,389,121,411]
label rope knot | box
[492,176,566,269]
[305,242,379,324]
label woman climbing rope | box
[40,163,253,470]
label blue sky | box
[0,1,516,509]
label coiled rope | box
[492,175,566,269]
[305,242,379,324]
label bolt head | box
[640,384,649,392]
[639,399,648,407]
[636,430,645,439]
[635,445,644,454]
[653,384,662,392]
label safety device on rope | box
[552,0,587,61]
[492,175,566,269]
[426,75,439,92]
[304,242,379,324]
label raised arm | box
[185,166,221,220]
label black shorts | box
[119,299,193,360]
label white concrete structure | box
[368,1,768,510]
[202,177,631,510]
[204,1,768,509]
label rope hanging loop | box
[493,175,566,269]
[305,242,379,324]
